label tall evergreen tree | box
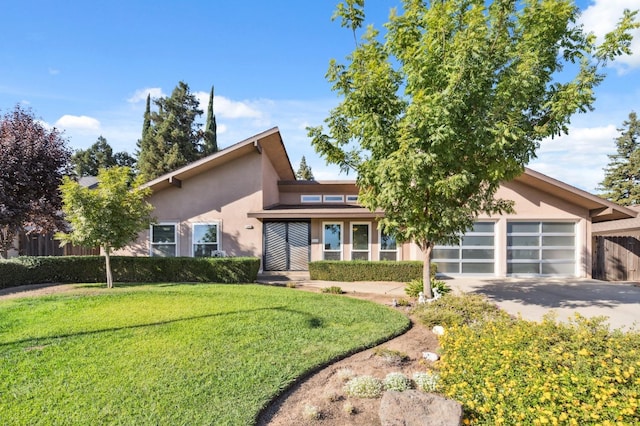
[73,136,136,177]
[599,112,640,205]
[202,85,218,155]
[137,81,204,181]
[142,93,151,140]
[296,156,314,180]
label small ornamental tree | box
[57,167,154,288]
[309,0,638,297]
[599,112,640,205]
[0,105,71,258]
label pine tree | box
[599,112,640,205]
[142,93,151,139]
[296,156,314,180]
[202,85,218,155]
[137,81,204,181]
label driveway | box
[445,277,640,331]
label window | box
[323,222,343,260]
[301,195,322,203]
[151,223,177,257]
[432,222,495,274]
[351,222,370,260]
[323,195,344,203]
[379,230,398,261]
[192,223,220,257]
[507,221,575,275]
[346,195,359,203]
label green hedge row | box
[308,260,437,282]
[0,256,261,289]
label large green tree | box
[57,167,154,288]
[0,105,71,258]
[71,136,135,177]
[137,81,204,181]
[296,156,315,180]
[599,112,640,205]
[309,0,638,296]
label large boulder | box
[379,390,463,426]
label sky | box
[1,0,639,194]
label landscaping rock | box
[379,390,463,426]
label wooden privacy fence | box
[18,232,99,257]
[592,236,640,281]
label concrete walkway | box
[259,274,640,332]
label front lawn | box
[0,284,409,425]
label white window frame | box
[301,195,322,203]
[379,229,399,261]
[346,195,359,203]
[191,222,222,257]
[323,195,344,203]
[150,222,178,257]
[350,222,371,261]
[322,221,343,260]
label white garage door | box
[507,222,576,276]
[433,222,495,274]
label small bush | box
[285,282,298,288]
[413,371,439,392]
[309,260,437,282]
[321,286,343,294]
[395,298,411,307]
[302,404,321,420]
[405,278,451,298]
[384,372,413,391]
[335,368,356,382]
[373,347,410,365]
[342,401,357,415]
[344,376,384,398]
[413,293,507,328]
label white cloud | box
[48,68,60,75]
[530,124,621,192]
[194,90,263,119]
[127,87,165,103]
[55,115,101,131]
[580,0,640,69]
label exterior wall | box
[119,152,265,258]
[261,153,281,208]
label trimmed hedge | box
[0,256,260,289]
[309,260,437,282]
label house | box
[118,127,636,278]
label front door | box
[264,222,310,271]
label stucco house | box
[118,127,636,278]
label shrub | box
[413,293,507,328]
[344,376,384,398]
[0,256,261,289]
[438,314,640,425]
[321,286,343,294]
[373,347,410,365]
[342,401,357,415]
[405,278,451,298]
[384,372,413,391]
[302,404,321,420]
[413,371,439,392]
[309,260,437,282]
[335,368,356,382]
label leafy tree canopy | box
[0,105,71,258]
[599,112,640,205]
[309,0,638,296]
[71,135,135,177]
[137,81,204,181]
[57,166,154,288]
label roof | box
[516,168,637,223]
[141,127,295,191]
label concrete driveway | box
[445,277,640,331]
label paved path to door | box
[445,277,640,331]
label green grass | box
[0,284,409,425]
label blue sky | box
[1,0,639,193]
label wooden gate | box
[592,236,640,281]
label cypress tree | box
[296,156,314,180]
[203,85,218,155]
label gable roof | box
[517,168,637,223]
[141,127,295,192]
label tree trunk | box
[104,245,113,289]
[422,243,433,299]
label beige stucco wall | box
[118,152,265,258]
